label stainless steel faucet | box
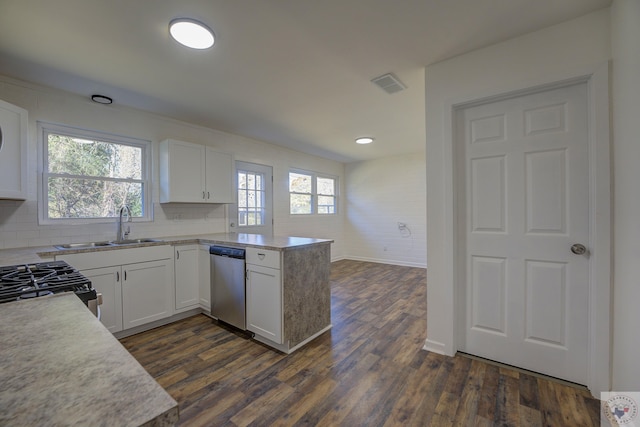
[117,205,132,242]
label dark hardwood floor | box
[120,260,600,426]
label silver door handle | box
[571,244,587,255]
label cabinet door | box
[174,245,199,311]
[0,99,27,200]
[122,259,175,329]
[160,139,206,203]
[246,264,282,344]
[199,245,211,310]
[81,266,123,333]
[205,148,234,203]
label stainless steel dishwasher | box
[210,245,246,330]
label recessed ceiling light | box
[91,94,113,105]
[169,18,215,49]
[355,137,374,145]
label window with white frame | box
[238,169,265,226]
[289,169,336,214]
[40,123,151,222]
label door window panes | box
[238,170,265,226]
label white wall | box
[423,8,611,385]
[0,76,346,259]
[611,0,640,392]
[345,153,427,267]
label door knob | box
[571,244,587,255]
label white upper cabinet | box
[0,99,27,200]
[159,138,233,203]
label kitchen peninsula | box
[0,233,334,354]
[200,233,334,353]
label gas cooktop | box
[0,261,96,305]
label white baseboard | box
[423,338,449,355]
[337,256,427,269]
[253,324,332,354]
[114,308,202,339]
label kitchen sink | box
[55,241,114,249]
[110,238,164,245]
[55,238,164,250]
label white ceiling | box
[0,0,611,163]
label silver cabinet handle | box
[116,271,120,282]
[203,191,206,199]
[207,191,210,199]
[176,250,180,260]
[571,244,587,255]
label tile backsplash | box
[0,200,227,249]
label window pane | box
[244,209,263,226]
[47,177,142,219]
[317,177,335,196]
[48,134,141,179]
[289,172,312,193]
[238,172,247,189]
[318,195,335,214]
[238,170,267,228]
[290,194,312,214]
[238,189,247,207]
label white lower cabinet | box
[246,248,282,344]
[56,246,174,333]
[79,266,123,333]
[198,245,211,311]
[122,259,174,329]
[174,245,200,312]
[175,244,211,312]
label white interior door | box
[457,82,590,385]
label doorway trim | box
[425,62,611,395]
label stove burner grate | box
[0,261,95,305]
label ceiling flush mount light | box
[169,18,215,49]
[355,137,374,145]
[91,94,113,105]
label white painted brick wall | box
[345,154,427,268]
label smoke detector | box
[371,73,406,94]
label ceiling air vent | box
[371,73,406,94]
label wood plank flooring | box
[120,260,600,426]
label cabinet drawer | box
[246,247,280,269]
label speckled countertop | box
[0,293,178,426]
[0,233,333,266]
